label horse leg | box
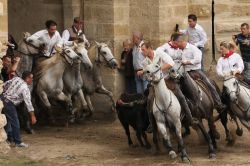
[155,115,177,159]
[197,121,216,159]
[239,119,250,132]
[85,95,94,117]
[207,115,217,149]
[152,116,160,154]
[219,109,234,144]
[96,86,116,111]
[38,91,54,123]
[174,119,190,163]
[231,113,243,136]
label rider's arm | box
[27,30,44,41]
[189,47,202,65]
[216,58,224,77]
[159,50,175,72]
[236,53,244,74]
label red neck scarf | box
[223,51,234,59]
[168,42,178,50]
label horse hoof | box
[182,156,190,163]
[209,153,216,159]
[236,128,243,136]
[169,150,177,159]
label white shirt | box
[62,27,89,46]
[142,49,175,78]
[132,41,145,70]
[216,53,244,77]
[181,23,207,47]
[27,30,63,57]
[156,42,182,61]
[181,43,202,72]
[3,77,34,112]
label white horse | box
[223,75,250,131]
[143,63,189,163]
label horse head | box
[22,32,45,55]
[72,42,93,70]
[223,75,239,104]
[143,63,163,84]
[169,60,186,79]
[60,46,82,66]
[95,41,118,69]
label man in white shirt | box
[27,20,63,57]
[62,17,90,47]
[132,31,148,94]
[180,14,207,71]
[2,71,37,148]
[173,33,226,111]
[156,34,195,125]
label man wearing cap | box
[62,17,90,47]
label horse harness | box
[226,77,250,114]
[95,45,115,65]
[149,67,173,114]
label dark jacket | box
[121,49,134,77]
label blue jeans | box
[135,75,148,94]
[198,47,205,71]
[3,101,22,144]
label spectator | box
[1,55,21,82]
[1,71,36,147]
[180,14,207,71]
[132,31,148,94]
[233,23,250,84]
[119,39,136,93]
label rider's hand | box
[137,70,144,76]
[13,56,21,63]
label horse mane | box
[87,44,97,63]
[34,53,63,81]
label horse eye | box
[102,52,106,55]
[66,50,71,53]
[233,82,236,86]
[146,71,150,73]
[29,39,33,43]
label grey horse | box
[33,46,84,123]
[75,41,118,116]
[63,42,93,120]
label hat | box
[73,17,83,24]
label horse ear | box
[55,45,63,53]
[95,41,101,47]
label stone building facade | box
[0,0,10,153]
[5,0,250,111]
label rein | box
[95,46,115,66]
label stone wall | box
[0,0,10,153]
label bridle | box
[224,77,240,97]
[146,67,164,84]
[95,45,115,65]
[15,39,43,56]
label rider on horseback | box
[217,41,244,79]
[26,20,63,58]
[173,33,226,112]
[156,34,196,125]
